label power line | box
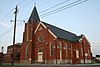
[0,0,28,27]
[18,0,52,21]
[0,21,24,38]
[41,0,88,18]
[17,0,29,6]
[0,22,12,32]
[0,0,88,40]
[0,15,13,28]
[39,0,70,14]
[40,0,81,17]
[41,0,88,17]
[0,27,12,38]
[0,16,24,32]
[19,0,34,9]
[0,5,22,38]
[0,9,14,25]
[0,0,35,44]
[0,18,25,38]
[38,0,52,9]
[17,0,34,22]
[0,15,13,36]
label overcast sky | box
[0,0,100,56]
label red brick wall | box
[34,23,55,62]
[3,45,21,63]
[83,37,92,60]
[72,37,92,64]
[0,52,3,63]
[20,21,39,63]
[20,21,92,64]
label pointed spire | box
[34,2,36,7]
[29,6,40,23]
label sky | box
[0,0,100,56]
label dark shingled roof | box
[29,6,82,42]
[42,22,82,42]
[29,6,40,23]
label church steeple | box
[29,6,40,23]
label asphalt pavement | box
[28,64,100,67]
[2,63,100,67]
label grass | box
[0,65,29,67]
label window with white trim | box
[76,49,79,58]
[59,41,62,50]
[65,43,68,57]
[38,49,43,62]
[88,49,90,56]
[25,46,28,58]
[50,43,54,56]
[81,48,83,56]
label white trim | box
[34,22,41,33]
[79,35,84,42]
[79,35,90,45]
[38,52,43,62]
[34,22,57,38]
[60,50,62,61]
[48,29,57,38]
[41,22,46,28]
[79,38,82,42]
[34,22,47,33]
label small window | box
[66,44,67,50]
[88,49,90,56]
[57,42,62,49]
[81,48,83,56]
[25,46,28,58]
[50,43,54,56]
[76,49,79,58]
[38,35,43,42]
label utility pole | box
[12,5,18,66]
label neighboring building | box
[3,43,21,63]
[20,6,92,64]
[0,52,3,64]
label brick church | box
[20,6,92,64]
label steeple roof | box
[29,6,40,23]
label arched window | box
[25,46,28,58]
[38,49,43,52]
[81,48,83,56]
[57,41,62,49]
[76,49,79,58]
[65,43,68,57]
[38,49,43,62]
[88,49,90,56]
[50,43,54,56]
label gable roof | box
[28,6,82,42]
[42,22,82,42]
[29,6,40,23]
